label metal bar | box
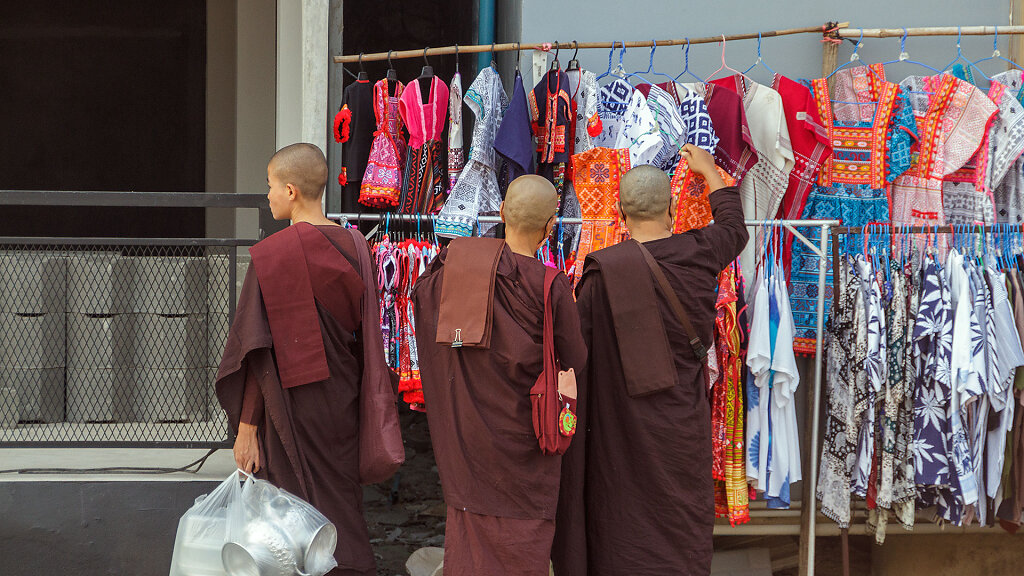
[332,213,842,228]
[229,247,238,322]
[837,25,1024,38]
[0,190,268,208]
[782,223,829,257]
[0,237,258,246]
[333,23,851,63]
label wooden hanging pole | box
[333,23,849,64]
[836,25,1024,38]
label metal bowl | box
[303,523,338,575]
[223,520,302,576]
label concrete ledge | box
[0,448,235,482]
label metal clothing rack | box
[338,210,839,573]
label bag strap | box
[634,239,708,362]
[542,266,558,372]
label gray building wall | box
[499,1,1015,87]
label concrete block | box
[0,251,66,314]
[132,314,206,369]
[0,367,64,423]
[66,313,131,369]
[0,386,18,429]
[66,368,133,423]
[206,254,232,314]
[0,313,66,369]
[207,313,230,368]
[67,253,130,314]
[131,368,207,423]
[130,257,207,314]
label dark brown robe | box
[216,223,387,576]
[553,187,747,576]
[412,241,588,576]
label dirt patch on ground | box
[364,407,445,576]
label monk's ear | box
[499,201,506,223]
[285,183,299,202]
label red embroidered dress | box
[360,79,406,208]
[670,159,737,233]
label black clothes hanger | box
[385,49,397,81]
[515,42,522,73]
[418,47,434,96]
[455,44,460,75]
[357,53,369,81]
[419,48,434,79]
[490,42,498,69]
[550,42,561,71]
[567,41,580,71]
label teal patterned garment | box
[788,77,918,355]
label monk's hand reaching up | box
[234,422,261,474]
[680,143,727,193]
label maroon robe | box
[412,240,587,576]
[216,223,390,576]
[552,187,747,576]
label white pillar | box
[276,0,329,154]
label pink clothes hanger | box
[704,35,745,83]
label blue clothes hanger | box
[971,27,1024,75]
[743,32,777,77]
[943,26,992,83]
[642,41,678,85]
[673,39,705,84]
[595,40,621,83]
[883,27,944,75]
[826,28,868,81]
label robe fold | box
[412,240,588,576]
[216,223,391,576]
[553,187,748,576]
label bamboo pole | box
[836,25,1024,38]
[333,23,849,63]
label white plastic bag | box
[169,471,338,576]
[169,470,245,576]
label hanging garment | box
[682,81,759,182]
[530,68,573,196]
[818,256,869,527]
[670,159,737,233]
[772,74,832,221]
[710,75,796,223]
[399,76,449,214]
[746,236,802,508]
[569,147,631,282]
[710,75,795,289]
[615,88,664,168]
[712,263,750,526]
[447,72,465,193]
[944,76,1024,225]
[912,253,956,509]
[495,70,536,183]
[889,75,997,226]
[559,68,601,263]
[990,71,1024,224]
[852,255,886,497]
[437,67,508,238]
[568,69,601,153]
[790,64,916,355]
[594,77,634,148]
[637,83,686,169]
[986,267,1024,507]
[360,79,407,208]
[336,79,375,212]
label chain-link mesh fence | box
[0,240,253,447]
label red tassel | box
[586,113,602,138]
[338,168,348,187]
[334,105,352,143]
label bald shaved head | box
[269,143,328,200]
[503,175,558,233]
[619,165,671,221]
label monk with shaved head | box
[217,143,398,576]
[553,144,749,576]
[413,175,587,575]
